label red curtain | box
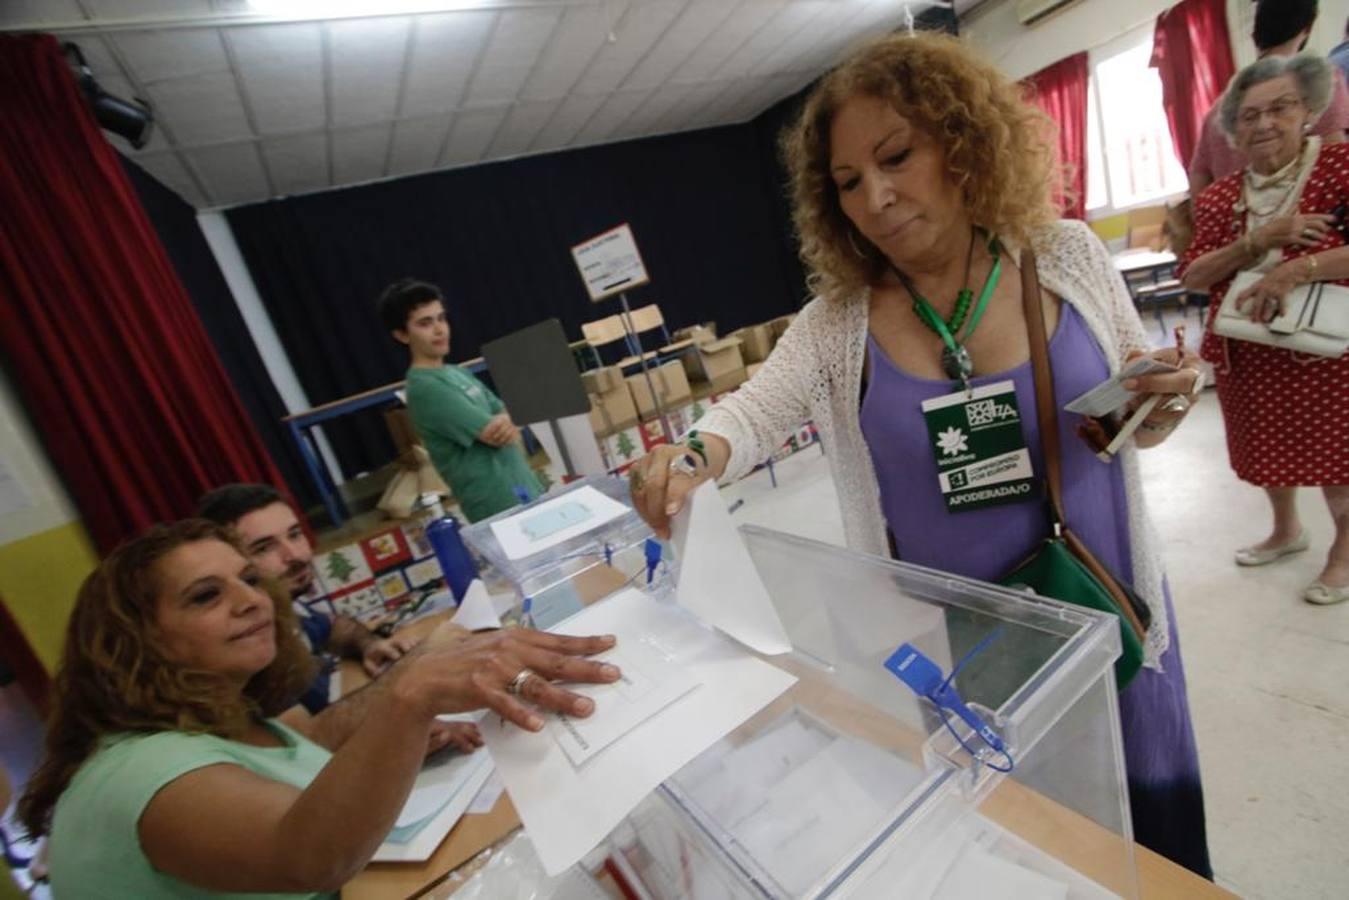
[1150,0,1235,168]
[1023,52,1089,221]
[0,34,288,554]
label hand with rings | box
[1250,213,1336,252]
[629,441,718,539]
[1119,346,1205,440]
[1234,263,1304,324]
[389,623,622,732]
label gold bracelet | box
[1305,254,1318,280]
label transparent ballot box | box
[607,526,1136,900]
[460,475,668,624]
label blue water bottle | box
[426,515,477,604]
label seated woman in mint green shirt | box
[16,519,622,897]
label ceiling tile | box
[622,0,742,93]
[332,124,392,186]
[759,0,871,75]
[574,88,652,145]
[261,133,330,197]
[111,28,227,83]
[655,81,728,133]
[328,17,411,127]
[400,11,497,118]
[131,152,206,206]
[463,8,563,107]
[67,35,121,81]
[0,0,84,28]
[84,1,212,19]
[440,106,509,167]
[187,142,269,206]
[531,92,607,150]
[144,70,252,144]
[670,0,787,84]
[517,4,612,103]
[388,117,450,177]
[727,0,832,79]
[226,24,326,134]
[570,0,684,96]
[610,82,691,140]
[487,99,559,158]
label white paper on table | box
[1063,357,1177,417]
[670,481,792,655]
[481,587,797,875]
[450,579,502,631]
[466,770,505,815]
[374,748,495,862]
[489,485,630,560]
[549,640,699,766]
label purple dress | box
[860,305,1211,878]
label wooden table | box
[339,586,1232,898]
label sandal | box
[1304,581,1349,606]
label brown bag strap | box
[1019,248,1066,530]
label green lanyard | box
[894,232,1002,392]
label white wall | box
[0,372,78,546]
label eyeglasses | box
[1236,96,1303,128]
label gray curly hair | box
[1220,52,1333,137]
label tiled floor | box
[719,389,1347,900]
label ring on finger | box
[1161,395,1191,414]
[668,454,698,478]
[1185,368,1206,395]
[506,668,535,696]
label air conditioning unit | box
[1016,0,1081,26]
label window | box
[1086,27,1190,216]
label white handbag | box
[1214,270,1349,358]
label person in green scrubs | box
[377,279,542,522]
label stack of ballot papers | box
[373,723,496,862]
[481,587,798,874]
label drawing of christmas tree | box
[615,430,637,460]
[691,400,706,421]
[324,550,357,586]
[537,468,555,490]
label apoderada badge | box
[920,380,1036,513]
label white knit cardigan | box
[698,220,1172,668]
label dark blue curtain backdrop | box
[226,120,811,478]
[121,157,316,507]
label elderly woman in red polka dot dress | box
[1180,52,1349,606]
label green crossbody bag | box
[998,248,1148,689]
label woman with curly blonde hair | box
[18,519,621,897]
[629,32,1211,876]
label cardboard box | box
[731,324,773,363]
[588,382,639,437]
[768,313,796,345]
[384,408,421,455]
[580,365,624,394]
[685,336,746,392]
[626,360,692,419]
[672,324,717,345]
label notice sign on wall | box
[571,223,650,302]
